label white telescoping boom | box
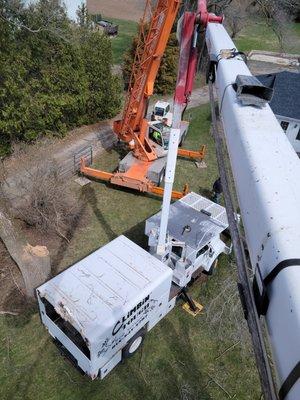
[206,22,300,400]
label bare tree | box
[224,0,250,38]
[14,157,80,242]
[0,152,83,297]
[252,0,299,50]
[0,159,51,298]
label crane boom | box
[81,0,207,196]
[206,22,300,400]
[113,0,181,162]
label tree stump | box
[0,211,51,298]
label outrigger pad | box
[182,300,204,317]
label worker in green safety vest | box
[152,129,162,145]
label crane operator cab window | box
[154,106,166,117]
[172,245,183,259]
[149,125,164,147]
[196,244,210,259]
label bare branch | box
[0,310,19,316]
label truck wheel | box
[122,329,145,359]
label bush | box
[0,0,121,156]
[122,25,179,95]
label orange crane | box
[81,0,206,198]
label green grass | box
[106,15,300,66]
[235,21,300,54]
[107,15,300,66]
[0,105,260,400]
[106,17,138,64]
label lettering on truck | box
[98,294,157,357]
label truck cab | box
[153,101,173,126]
[145,192,231,287]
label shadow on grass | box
[111,140,129,161]
[123,219,148,249]
[4,334,50,400]
[110,316,212,400]
[51,182,120,275]
[3,299,37,329]
[83,185,117,242]
[199,186,213,198]
[117,361,158,400]
[51,178,158,275]
[51,195,87,276]
[159,317,212,400]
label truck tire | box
[122,329,146,359]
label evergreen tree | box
[0,0,121,156]
[81,30,121,121]
[155,33,179,95]
[122,24,179,95]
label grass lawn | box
[107,15,300,68]
[105,17,138,64]
[235,21,300,54]
[0,104,261,400]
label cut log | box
[0,210,50,298]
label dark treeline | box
[0,0,121,156]
[122,29,179,96]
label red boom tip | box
[197,0,223,27]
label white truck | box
[37,193,230,379]
[152,101,173,126]
[146,192,231,287]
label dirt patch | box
[87,0,146,22]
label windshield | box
[163,139,169,150]
[152,122,164,131]
[154,107,165,117]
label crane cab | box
[148,120,189,152]
[148,121,170,150]
[153,101,173,126]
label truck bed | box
[37,235,172,345]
